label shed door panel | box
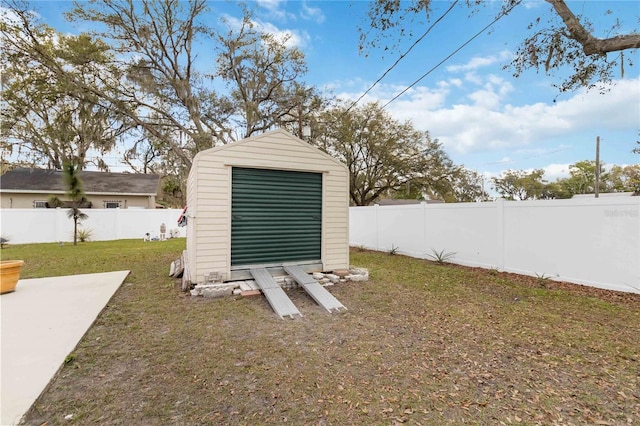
[231,167,322,266]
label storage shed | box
[185,129,349,285]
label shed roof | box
[192,128,347,170]
[0,168,160,195]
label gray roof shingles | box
[0,168,160,195]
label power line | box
[344,0,460,114]
[380,6,512,111]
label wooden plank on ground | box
[181,250,191,292]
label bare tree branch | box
[546,0,640,55]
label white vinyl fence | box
[350,198,640,294]
[0,208,185,244]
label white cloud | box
[523,0,543,10]
[220,14,308,49]
[257,0,285,13]
[468,89,501,109]
[301,2,325,23]
[256,20,309,48]
[466,75,513,109]
[541,163,571,181]
[439,78,462,88]
[446,50,512,73]
[255,0,297,22]
[551,79,640,130]
[384,76,639,155]
[0,6,39,25]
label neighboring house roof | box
[0,168,160,196]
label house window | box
[33,200,47,208]
[104,200,121,209]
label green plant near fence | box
[427,248,457,264]
[76,228,93,243]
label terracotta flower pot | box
[1,260,24,294]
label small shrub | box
[76,228,93,243]
[427,248,457,264]
[388,244,399,255]
[535,272,549,288]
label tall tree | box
[1,17,126,170]
[556,160,608,195]
[68,1,320,165]
[360,0,638,92]
[492,169,547,200]
[558,163,640,196]
[309,102,456,206]
[214,14,317,139]
[66,0,219,168]
[449,168,489,203]
[3,1,320,176]
[621,164,640,195]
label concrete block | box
[346,273,368,282]
[349,267,369,276]
[193,283,237,298]
[202,287,233,298]
[326,274,340,283]
[312,272,325,280]
[238,281,253,292]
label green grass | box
[5,241,639,425]
[5,239,183,281]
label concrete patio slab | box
[0,270,129,425]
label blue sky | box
[31,1,640,181]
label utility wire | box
[344,0,460,114]
[380,7,511,111]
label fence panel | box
[350,198,640,294]
[1,208,185,244]
[424,203,499,268]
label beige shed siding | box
[187,129,348,284]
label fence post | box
[496,198,505,270]
[422,201,428,257]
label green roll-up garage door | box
[231,167,322,267]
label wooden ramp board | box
[284,265,346,313]
[250,268,302,319]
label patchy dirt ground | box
[19,244,640,425]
